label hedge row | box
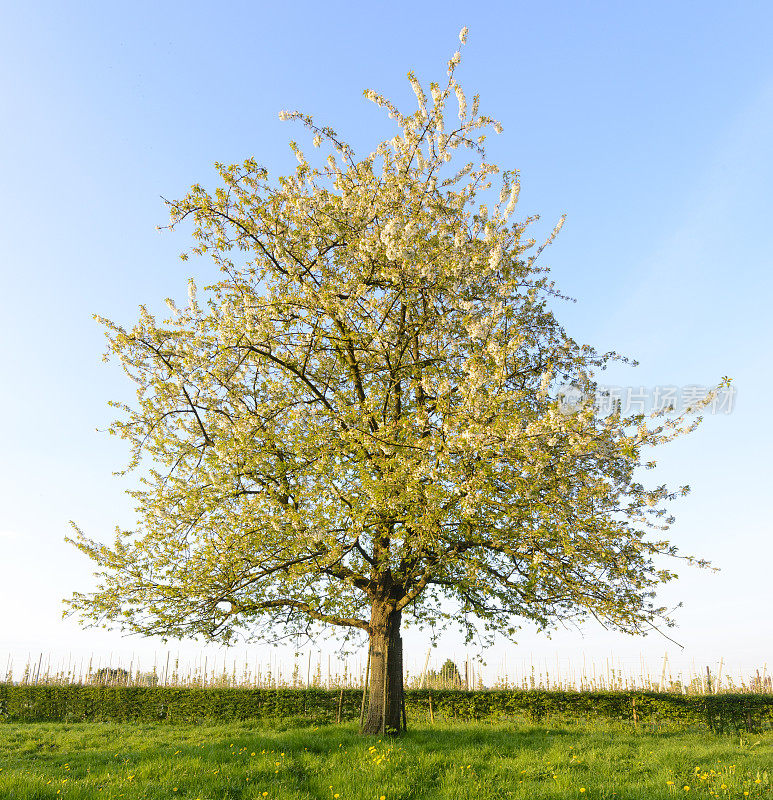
[1,685,771,733]
[408,689,773,734]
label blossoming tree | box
[66,29,723,734]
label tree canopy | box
[66,28,723,733]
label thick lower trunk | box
[360,603,405,735]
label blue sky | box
[1,1,771,685]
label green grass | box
[0,719,771,799]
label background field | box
[7,651,771,695]
[1,719,771,799]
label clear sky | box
[1,1,771,686]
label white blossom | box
[165,298,181,318]
[454,84,467,120]
[504,182,520,218]
[187,278,197,310]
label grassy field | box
[0,719,771,799]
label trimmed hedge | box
[408,689,773,733]
[1,684,771,733]
[0,686,361,725]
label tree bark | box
[360,602,404,735]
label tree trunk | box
[360,603,404,735]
